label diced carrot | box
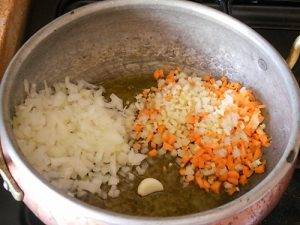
[134,124,143,133]
[169,136,176,145]
[253,148,262,160]
[197,158,205,168]
[228,170,240,179]
[238,141,246,156]
[234,157,242,164]
[162,132,168,142]
[245,153,253,162]
[163,142,173,151]
[239,175,248,185]
[154,69,164,79]
[227,177,239,185]
[162,133,176,145]
[195,174,204,188]
[226,155,235,171]
[166,73,175,84]
[214,90,223,98]
[191,157,198,167]
[206,130,218,138]
[157,125,165,134]
[210,181,222,194]
[192,146,202,155]
[242,166,251,178]
[204,142,218,150]
[214,157,226,168]
[202,154,212,161]
[181,154,191,165]
[187,114,198,124]
[244,126,254,136]
[182,146,189,152]
[254,164,265,174]
[219,173,228,182]
[179,168,186,176]
[227,145,233,154]
[244,159,253,169]
[194,135,201,145]
[203,180,211,192]
[203,82,211,89]
[146,133,154,142]
[141,109,150,117]
[191,156,205,169]
[148,149,158,157]
[251,139,261,147]
[189,131,195,141]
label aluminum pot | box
[0,0,300,224]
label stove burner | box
[20,206,44,225]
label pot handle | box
[286,35,300,69]
[0,145,23,201]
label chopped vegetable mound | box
[13,77,147,199]
[129,68,270,195]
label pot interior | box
[3,1,295,217]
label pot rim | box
[1,0,300,224]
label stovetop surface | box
[1,0,300,224]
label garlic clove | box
[137,178,164,196]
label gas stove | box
[1,0,300,225]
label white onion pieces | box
[13,77,146,198]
